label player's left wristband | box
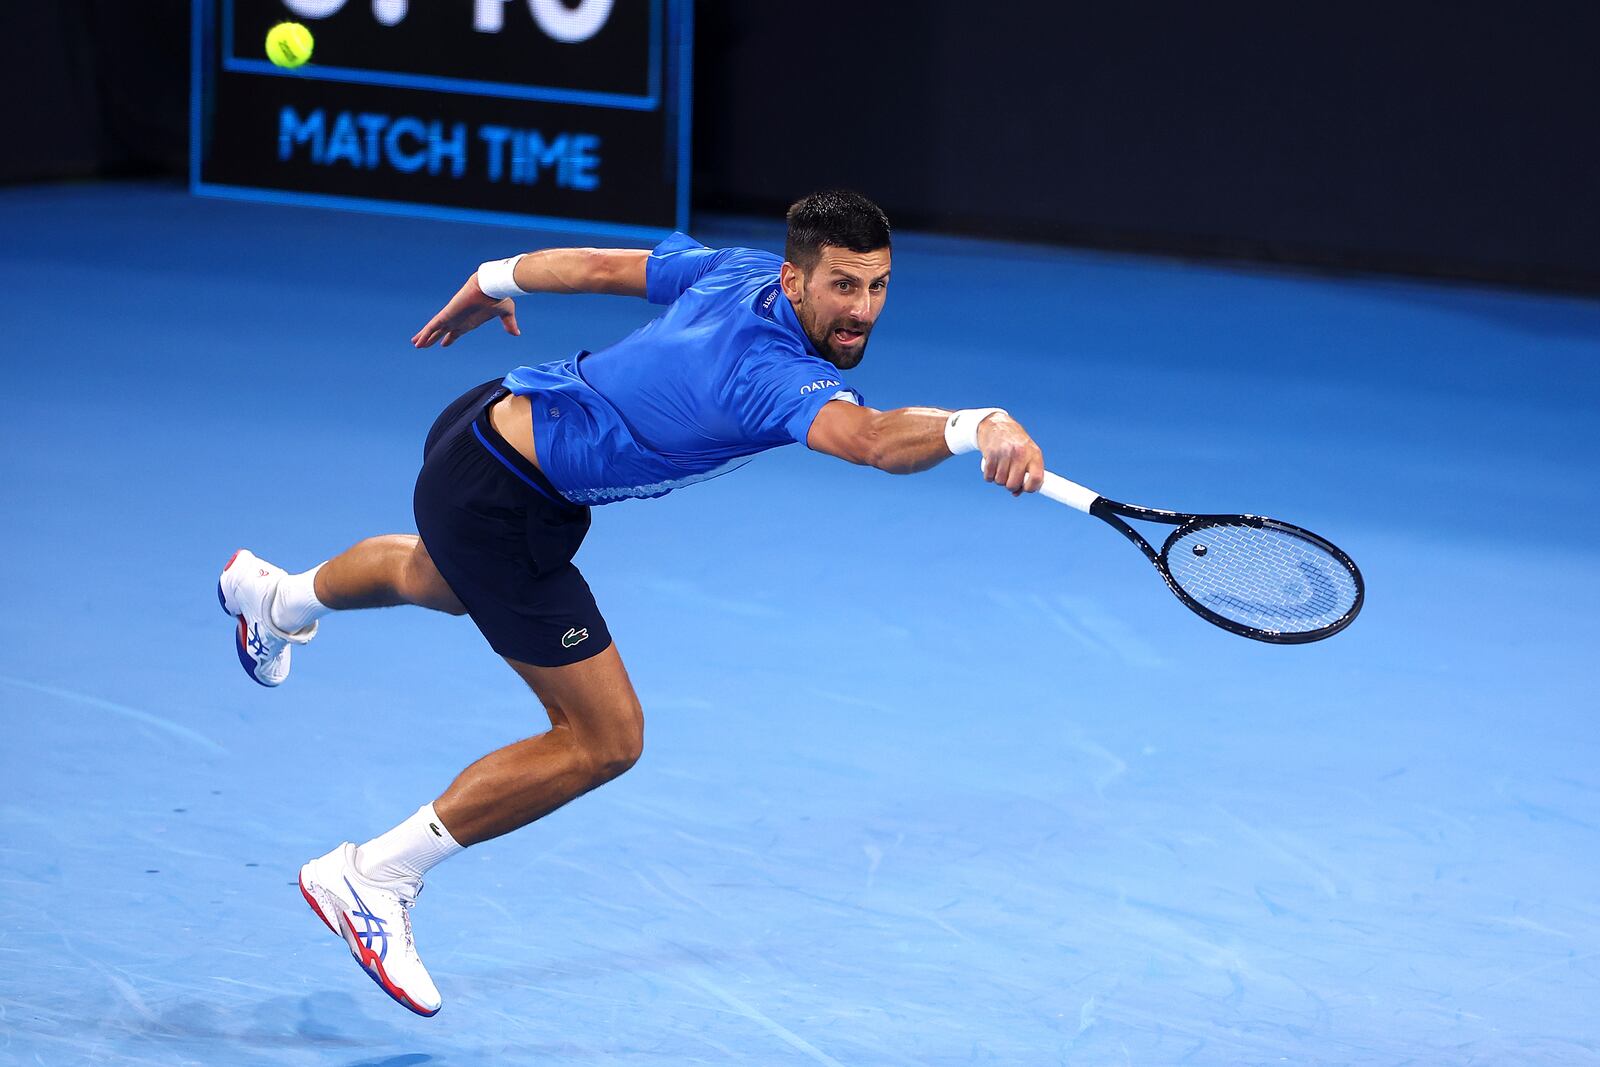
[476,254,528,300]
[944,407,1005,455]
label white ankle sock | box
[355,803,465,886]
[270,563,329,634]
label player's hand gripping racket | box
[1037,472,1363,643]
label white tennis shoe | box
[217,549,315,687]
[299,843,442,1017]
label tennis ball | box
[266,22,314,69]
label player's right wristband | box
[944,407,1005,455]
[476,254,528,299]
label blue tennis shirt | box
[501,232,863,505]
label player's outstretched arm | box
[808,400,1046,495]
[411,247,650,349]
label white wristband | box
[476,254,528,299]
[944,407,1005,455]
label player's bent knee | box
[590,699,644,782]
[402,542,468,615]
[593,747,640,783]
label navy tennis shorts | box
[413,379,612,667]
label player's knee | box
[401,544,467,615]
[589,698,644,782]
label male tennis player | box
[217,190,1045,1015]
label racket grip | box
[1038,471,1099,513]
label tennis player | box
[217,190,1045,1015]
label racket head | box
[1154,515,1364,643]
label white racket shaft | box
[1038,471,1100,513]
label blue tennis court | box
[3,181,1598,1064]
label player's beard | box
[801,310,871,370]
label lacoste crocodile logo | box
[561,627,589,649]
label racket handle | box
[1038,471,1100,513]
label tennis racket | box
[1037,471,1363,643]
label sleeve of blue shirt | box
[645,232,736,305]
[738,345,867,446]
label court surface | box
[3,182,1598,1065]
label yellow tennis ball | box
[266,22,314,69]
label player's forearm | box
[506,248,647,298]
[859,407,957,474]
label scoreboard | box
[192,0,690,236]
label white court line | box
[0,673,228,755]
[682,972,847,1067]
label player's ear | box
[779,261,804,301]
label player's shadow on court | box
[103,991,403,1056]
[293,991,428,1052]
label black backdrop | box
[0,0,190,183]
[5,1,1598,292]
[693,4,1600,292]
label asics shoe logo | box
[344,879,390,960]
[246,624,271,659]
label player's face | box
[785,246,891,370]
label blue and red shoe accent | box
[298,870,338,935]
[218,549,272,687]
[338,899,438,1017]
[299,870,439,1017]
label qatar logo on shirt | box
[800,378,842,395]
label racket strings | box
[1165,524,1358,634]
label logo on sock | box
[428,823,442,838]
[561,627,589,649]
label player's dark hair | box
[784,190,891,272]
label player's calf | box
[316,534,467,615]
